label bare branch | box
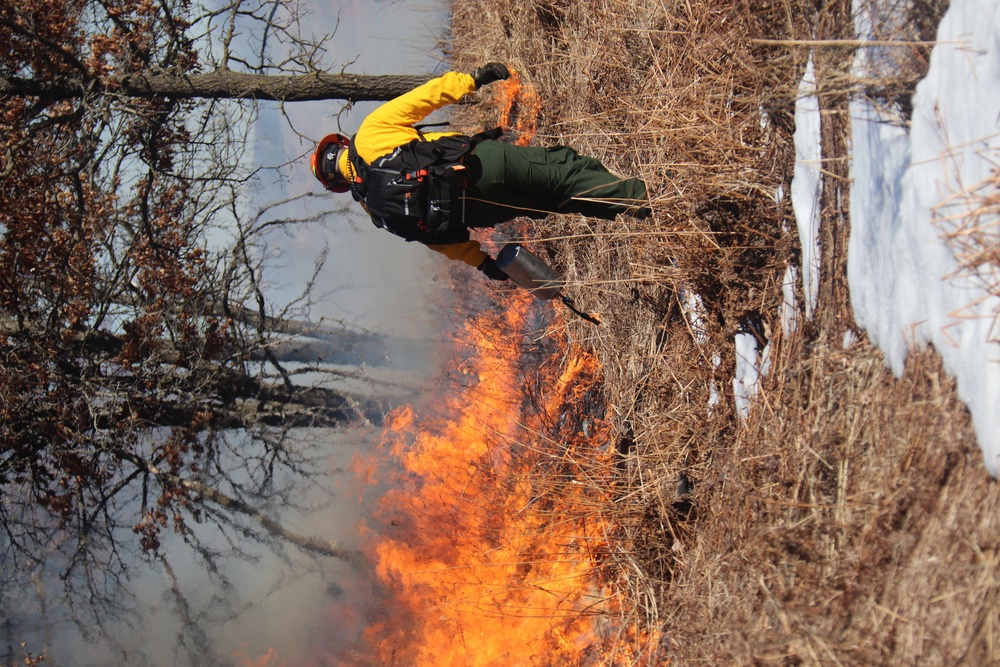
[0,71,430,102]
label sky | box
[217,1,458,662]
[782,0,1000,474]
[226,1,460,661]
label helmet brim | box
[311,133,352,192]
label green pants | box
[464,141,650,228]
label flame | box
[497,70,541,146]
[339,289,656,665]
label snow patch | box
[848,0,1000,474]
[734,333,771,421]
[791,54,823,319]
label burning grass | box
[342,291,656,665]
[343,0,1000,663]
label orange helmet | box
[311,133,352,193]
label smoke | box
[0,424,405,666]
[212,426,402,665]
[203,2,460,655]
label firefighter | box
[311,63,651,281]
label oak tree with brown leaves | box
[0,0,405,659]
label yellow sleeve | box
[352,72,478,163]
[424,240,489,268]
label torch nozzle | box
[561,295,601,326]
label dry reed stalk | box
[932,151,1000,337]
[443,0,999,664]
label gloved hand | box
[471,63,511,89]
[477,257,509,281]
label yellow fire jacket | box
[336,71,489,268]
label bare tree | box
[0,0,412,659]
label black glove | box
[477,257,509,281]
[471,63,511,89]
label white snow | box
[781,264,800,335]
[734,332,771,420]
[786,0,1000,473]
[657,4,997,468]
[792,55,824,319]
[732,58,816,420]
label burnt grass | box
[447,0,1000,664]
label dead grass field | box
[448,0,1000,664]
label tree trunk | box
[0,70,433,102]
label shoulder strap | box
[413,121,452,134]
[345,139,375,217]
[346,136,366,175]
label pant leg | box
[465,141,650,227]
[463,142,551,228]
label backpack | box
[346,128,501,244]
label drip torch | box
[495,243,601,325]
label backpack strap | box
[470,126,504,143]
[343,127,503,240]
[413,124,503,145]
[413,121,452,134]
[345,138,376,220]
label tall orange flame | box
[497,70,541,146]
[338,288,656,665]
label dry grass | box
[671,339,1000,665]
[933,153,1000,341]
[448,0,1000,664]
